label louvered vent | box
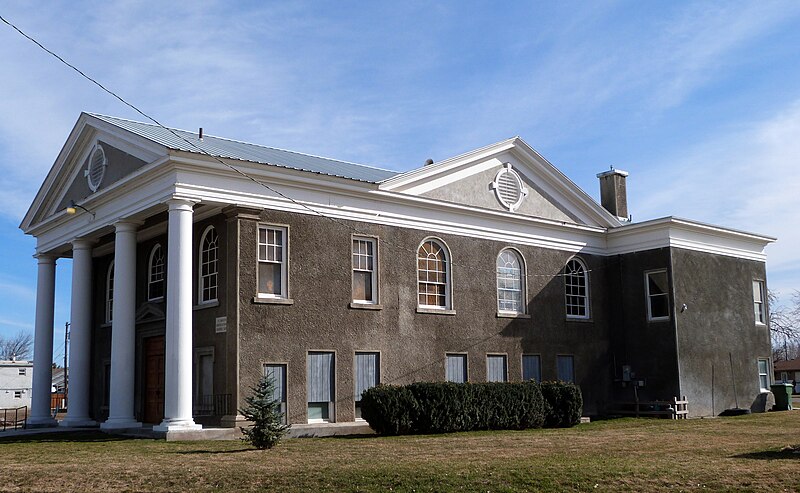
[492,164,528,211]
[86,145,107,192]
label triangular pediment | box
[380,138,620,228]
[135,302,166,323]
[20,113,166,232]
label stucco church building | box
[21,113,774,433]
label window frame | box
[263,362,288,425]
[557,354,575,383]
[257,224,289,299]
[354,351,381,420]
[307,351,335,424]
[758,358,770,392]
[496,248,526,315]
[486,354,508,383]
[445,352,468,383]
[645,269,671,322]
[753,280,766,326]
[198,225,219,305]
[147,243,165,302]
[417,237,452,310]
[105,260,114,324]
[522,354,541,383]
[351,236,379,305]
[564,257,590,319]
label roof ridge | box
[87,113,399,174]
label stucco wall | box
[232,209,612,425]
[671,248,771,416]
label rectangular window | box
[18,368,26,376]
[264,364,288,424]
[753,280,766,325]
[14,391,22,399]
[352,238,377,304]
[445,353,467,383]
[486,354,508,382]
[354,352,379,419]
[557,355,575,383]
[522,354,541,382]
[758,358,770,392]
[258,226,287,298]
[646,270,670,321]
[307,352,334,423]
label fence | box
[1,406,28,431]
[609,396,689,419]
[194,394,232,416]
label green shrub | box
[540,381,583,428]
[361,381,546,435]
[239,376,291,449]
[359,384,418,435]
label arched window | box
[148,243,165,301]
[105,260,114,324]
[497,249,525,314]
[564,257,589,318]
[199,226,219,303]
[417,238,451,309]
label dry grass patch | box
[2,412,800,492]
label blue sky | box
[1,1,800,358]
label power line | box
[0,13,608,281]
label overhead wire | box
[0,13,613,282]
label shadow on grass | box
[176,448,254,455]
[733,449,800,460]
[0,431,139,444]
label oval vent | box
[85,145,107,192]
[491,164,528,211]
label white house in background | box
[0,359,33,409]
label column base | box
[220,413,248,429]
[59,417,98,428]
[100,418,142,430]
[153,418,202,433]
[26,417,58,428]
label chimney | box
[596,167,629,220]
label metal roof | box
[88,113,400,183]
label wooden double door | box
[143,335,165,424]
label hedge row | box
[360,380,582,435]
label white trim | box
[104,260,114,324]
[198,225,219,304]
[757,358,770,392]
[416,237,452,310]
[147,243,165,301]
[564,257,590,320]
[351,236,378,305]
[257,224,289,299]
[496,248,526,315]
[753,279,766,326]
[645,269,670,322]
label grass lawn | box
[2,412,800,492]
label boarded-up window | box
[446,354,467,383]
[557,355,575,383]
[487,355,507,382]
[522,354,541,383]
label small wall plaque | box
[215,316,227,333]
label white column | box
[28,254,58,427]
[101,221,142,430]
[61,239,97,427]
[154,199,201,432]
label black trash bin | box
[771,383,793,411]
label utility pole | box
[64,322,69,410]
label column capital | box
[71,238,98,251]
[114,220,143,233]
[166,198,198,212]
[33,253,57,264]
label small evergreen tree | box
[239,375,290,449]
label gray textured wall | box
[671,249,771,416]
[232,209,612,424]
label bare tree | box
[770,290,800,361]
[0,331,34,361]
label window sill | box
[252,297,295,305]
[496,312,531,319]
[148,297,164,303]
[416,307,456,316]
[193,300,220,310]
[566,316,593,323]
[100,322,112,329]
[755,322,767,327]
[349,302,383,311]
[647,317,671,323]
